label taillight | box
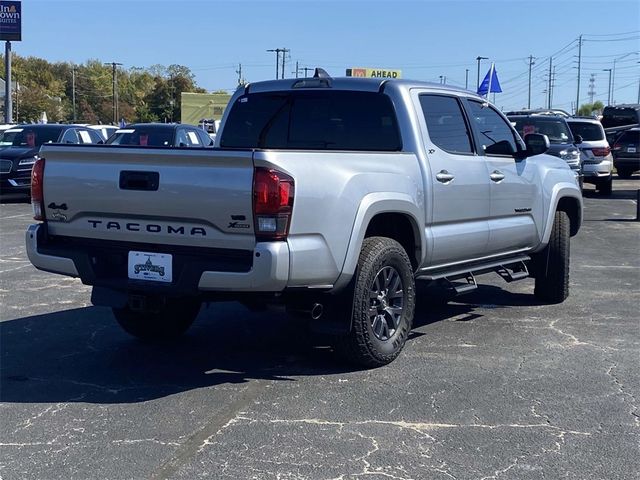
[613,143,621,151]
[31,157,45,221]
[253,167,294,240]
[592,146,611,157]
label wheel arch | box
[333,193,425,291]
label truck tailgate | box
[40,145,256,251]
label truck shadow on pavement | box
[0,286,532,405]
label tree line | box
[0,54,207,124]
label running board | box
[448,273,478,295]
[416,254,531,282]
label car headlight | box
[18,155,39,166]
[559,150,580,161]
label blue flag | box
[477,63,502,96]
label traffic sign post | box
[0,0,21,123]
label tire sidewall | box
[354,241,415,359]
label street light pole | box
[603,68,612,105]
[476,56,488,91]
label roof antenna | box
[313,68,331,79]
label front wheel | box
[532,211,570,304]
[112,297,201,340]
[337,237,415,367]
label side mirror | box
[574,134,583,144]
[524,133,550,157]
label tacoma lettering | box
[87,220,206,236]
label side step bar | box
[415,255,531,296]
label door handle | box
[436,170,455,183]
[490,170,505,182]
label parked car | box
[612,127,640,178]
[567,118,613,195]
[601,104,640,129]
[505,108,571,118]
[105,123,213,147]
[508,114,583,187]
[0,124,102,196]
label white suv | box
[567,118,613,195]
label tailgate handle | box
[119,171,159,191]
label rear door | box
[40,145,256,251]
[414,92,491,265]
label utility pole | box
[527,55,535,109]
[551,66,556,108]
[4,41,12,123]
[588,73,596,104]
[603,68,612,105]
[104,62,122,124]
[294,61,299,78]
[302,66,313,78]
[281,47,289,79]
[267,49,280,79]
[236,63,245,86]
[476,56,488,91]
[548,57,553,109]
[465,69,469,90]
[576,34,583,114]
[72,66,77,122]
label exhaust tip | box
[311,303,323,320]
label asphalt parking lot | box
[1,178,639,480]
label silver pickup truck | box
[26,72,582,367]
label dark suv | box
[0,124,102,196]
[612,127,639,178]
[508,114,582,186]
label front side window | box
[468,101,518,155]
[419,95,473,154]
[61,129,79,144]
[220,91,402,151]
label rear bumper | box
[26,224,290,294]
[613,156,640,171]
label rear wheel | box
[112,297,201,340]
[617,168,633,179]
[598,176,612,196]
[337,237,415,367]
[532,211,570,304]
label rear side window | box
[567,122,604,141]
[419,95,473,154]
[220,91,402,151]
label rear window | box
[567,122,604,141]
[106,127,174,146]
[616,130,639,145]
[220,91,402,151]
[601,107,640,128]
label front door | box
[464,100,540,254]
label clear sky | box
[12,0,640,112]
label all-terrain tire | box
[617,168,633,179]
[337,237,415,368]
[533,211,570,304]
[112,297,201,340]
[598,176,613,196]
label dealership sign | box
[346,67,401,79]
[0,1,21,41]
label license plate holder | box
[128,251,172,283]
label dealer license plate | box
[627,147,636,153]
[128,251,172,283]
